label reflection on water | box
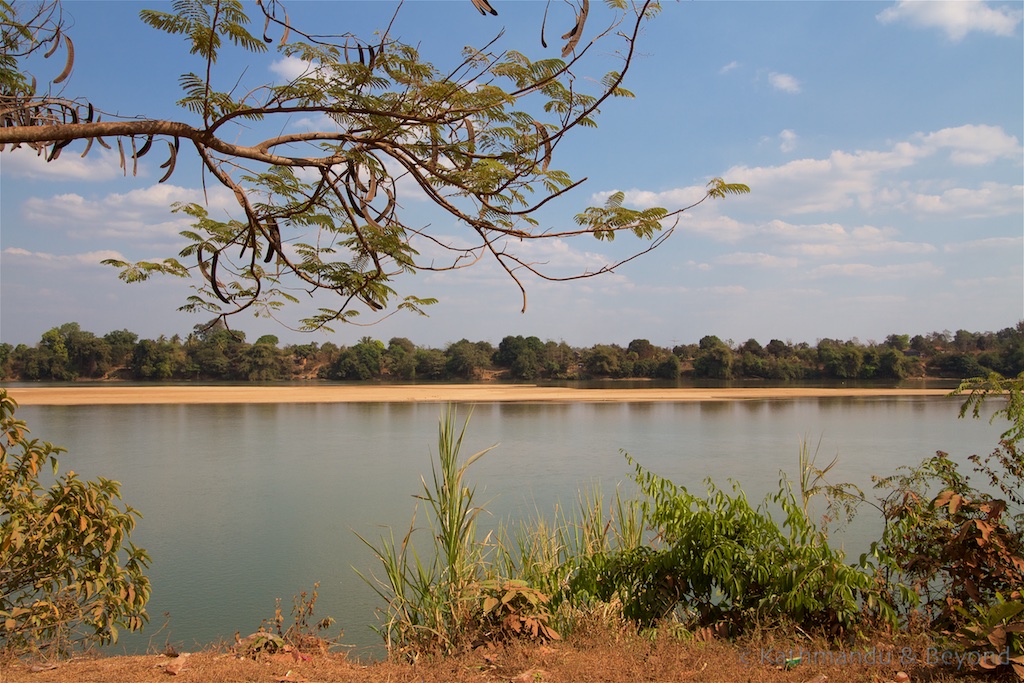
[16,396,998,658]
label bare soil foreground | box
[4,384,951,406]
[0,631,1000,683]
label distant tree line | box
[1,321,1021,383]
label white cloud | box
[915,124,1023,165]
[20,184,236,241]
[768,72,801,94]
[759,219,936,258]
[589,125,1021,261]
[808,262,943,279]
[270,56,316,81]
[0,146,125,181]
[719,60,740,75]
[902,182,1023,216]
[699,285,748,295]
[724,146,923,214]
[716,252,799,268]
[778,129,798,153]
[944,235,1024,252]
[591,185,707,210]
[951,274,1024,287]
[877,0,1023,41]
[2,247,126,267]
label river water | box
[16,395,1002,657]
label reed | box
[356,406,495,658]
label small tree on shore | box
[0,390,150,656]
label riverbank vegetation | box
[1,374,1022,680]
[352,374,1022,679]
[2,321,1022,383]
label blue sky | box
[1,0,1022,349]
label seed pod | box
[367,45,376,70]
[470,0,497,16]
[263,14,273,42]
[80,136,93,158]
[210,251,231,304]
[540,0,550,48]
[535,121,552,171]
[197,245,210,280]
[364,175,377,203]
[357,45,365,66]
[52,35,75,84]
[264,217,281,263]
[117,137,126,174]
[158,139,177,183]
[463,119,475,169]
[131,136,138,176]
[46,140,69,162]
[561,0,588,58]
[44,29,61,58]
[345,183,365,219]
[279,12,290,46]
[85,102,94,123]
[136,135,153,157]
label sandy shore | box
[2,384,953,405]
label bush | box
[564,455,890,636]
[0,390,150,656]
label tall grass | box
[356,406,495,658]
[358,409,647,657]
[495,484,645,603]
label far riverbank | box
[3,384,953,405]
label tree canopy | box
[0,0,748,332]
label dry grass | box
[1,628,1014,683]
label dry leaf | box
[164,652,191,675]
[274,671,309,683]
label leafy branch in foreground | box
[0,389,150,656]
[1,0,749,332]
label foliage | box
[865,375,1024,676]
[3,321,1022,382]
[1,0,750,331]
[357,408,499,658]
[237,583,338,658]
[475,579,559,644]
[954,592,1024,678]
[565,454,891,636]
[0,390,150,656]
[495,484,644,627]
[874,456,1024,627]
[954,371,1024,445]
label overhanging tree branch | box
[0,0,748,332]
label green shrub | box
[564,454,892,637]
[0,390,150,656]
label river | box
[16,394,1002,658]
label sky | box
[1,0,1022,349]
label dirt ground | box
[1,630,1011,683]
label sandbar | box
[2,384,953,406]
